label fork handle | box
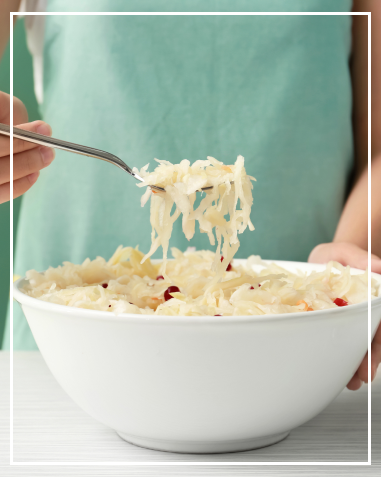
[0,122,133,174]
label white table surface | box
[0,351,380,476]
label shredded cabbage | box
[133,155,255,283]
[21,155,380,316]
[22,247,379,316]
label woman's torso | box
[6,0,353,349]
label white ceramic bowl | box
[14,260,381,454]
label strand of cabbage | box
[134,155,255,285]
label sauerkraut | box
[133,155,255,282]
[21,156,379,316]
[22,246,379,316]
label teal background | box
[0,19,41,348]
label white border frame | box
[9,11,372,467]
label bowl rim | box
[13,259,381,325]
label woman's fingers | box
[0,181,9,203]
[356,352,369,383]
[14,146,55,180]
[308,242,381,273]
[0,171,40,204]
[347,371,363,391]
[0,117,54,204]
[0,146,55,184]
[370,325,381,379]
[350,325,381,385]
[13,171,40,199]
[355,343,381,383]
[0,92,28,125]
[13,171,40,198]
[0,120,52,157]
[371,340,381,379]
[370,258,381,275]
[346,251,381,274]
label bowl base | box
[116,430,290,454]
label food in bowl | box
[21,156,378,315]
[21,247,379,316]
[134,155,255,278]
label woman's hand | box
[0,91,55,204]
[308,242,381,274]
[308,241,381,390]
[346,325,381,391]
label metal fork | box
[0,123,220,192]
[0,123,166,191]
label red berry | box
[102,283,108,288]
[108,305,111,307]
[221,256,232,271]
[334,298,348,307]
[164,286,180,301]
[156,275,164,280]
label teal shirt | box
[4,0,353,349]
